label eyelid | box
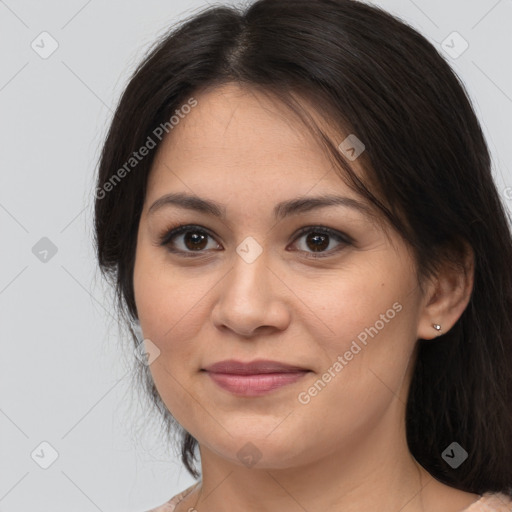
[291,225,354,245]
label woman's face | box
[133,83,432,469]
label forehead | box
[147,83,365,193]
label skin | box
[133,83,477,512]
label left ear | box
[416,242,475,340]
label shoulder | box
[144,487,512,512]
[464,492,512,511]
[144,482,200,512]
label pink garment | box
[463,493,512,511]
[146,484,512,512]
[146,483,199,512]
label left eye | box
[158,224,352,258]
[289,226,352,258]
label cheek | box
[133,244,213,343]
[133,247,213,431]
[299,265,420,420]
[301,260,418,358]
[293,301,418,459]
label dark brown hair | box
[94,0,512,494]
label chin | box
[201,431,316,470]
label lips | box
[203,359,308,374]
[202,359,310,396]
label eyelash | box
[157,223,354,260]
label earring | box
[432,323,442,334]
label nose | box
[210,248,291,338]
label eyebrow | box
[147,192,373,220]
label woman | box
[94,0,512,511]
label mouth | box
[201,359,311,396]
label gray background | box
[0,0,511,511]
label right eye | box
[158,224,223,256]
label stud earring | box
[432,323,442,334]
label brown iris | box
[306,232,329,252]
[184,231,208,250]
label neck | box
[192,404,433,512]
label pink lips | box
[202,359,309,396]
